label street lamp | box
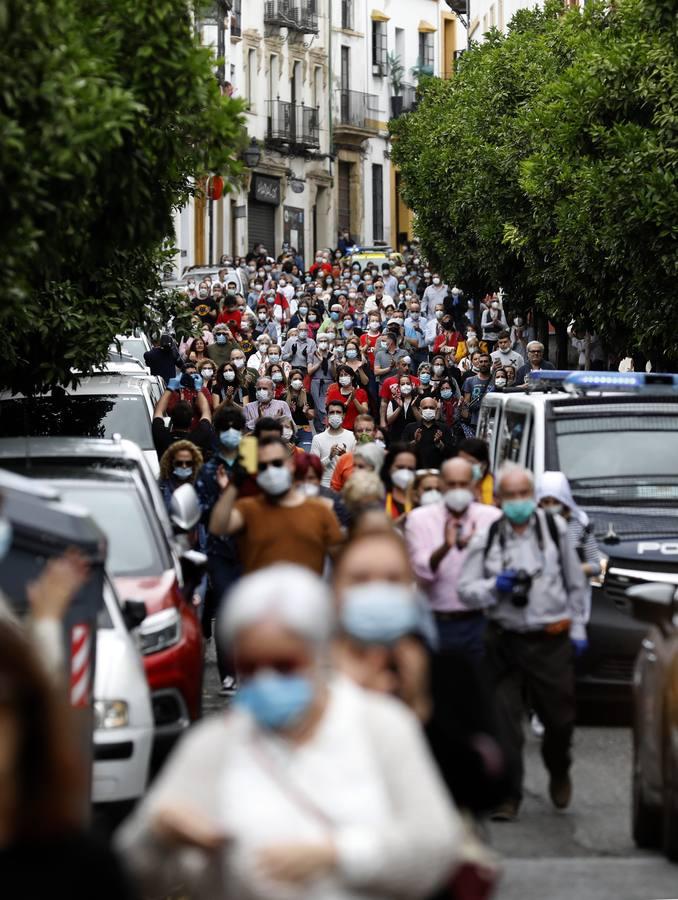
[243,137,261,168]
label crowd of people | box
[0,242,605,899]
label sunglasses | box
[237,657,307,678]
[257,459,286,473]
[173,460,193,468]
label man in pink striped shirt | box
[405,457,501,657]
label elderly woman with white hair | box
[117,564,461,900]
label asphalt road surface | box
[203,648,678,900]
[489,726,678,900]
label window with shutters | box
[371,21,387,76]
[372,164,383,242]
[338,162,352,233]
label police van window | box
[498,410,528,466]
[554,414,678,501]
[477,406,496,444]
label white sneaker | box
[530,713,545,737]
[219,676,238,697]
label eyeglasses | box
[257,459,286,473]
[237,657,308,678]
[173,460,193,468]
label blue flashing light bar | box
[526,370,573,391]
[564,371,678,394]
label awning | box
[418,20,437,32]
[371,9,390,21]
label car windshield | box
[55,483,164,576]
[118,339,147,364]
[0,395,153,450]
[553,414,678,504]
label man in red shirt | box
[165,362,212,428]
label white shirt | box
[310,429,357,487]
[118,677,461,900]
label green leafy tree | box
[390,2,602,308]
[515,0,678,360]
[391,0,677,361]
[0,0,245,394]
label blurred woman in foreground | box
[118,564,460,900]
[0,623,137,899]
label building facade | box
[171,1,458,275]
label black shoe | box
[549,773,572,810]
[490,799,520,822]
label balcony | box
[264,0,319,34]
[267,100,320,152]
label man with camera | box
[458,463,587,822]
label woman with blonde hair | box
[158,440,203,513]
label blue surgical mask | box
[235,672,314,730]
[330,311,340,321]
[173,466,192,480]
[192,374,203,391]
[215,334,227,345]
[420,373,431,384]
[220,428,241,448]
[440,389,453,400]
[0,517,13,560]
[502,498,536,525]
[341,582,420,645]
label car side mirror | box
[122,599,147,631]
[170,483,201,533]
[626,582,677,627]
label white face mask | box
[232,358,245,369]
[257,464,292,497]
[271,372,283,383]
[339,375,352,387]
[369,321,380,331]
[420,489,443,506]
[495,377,507,387]
[300,482,320,497]
[433,277,441,285]
[391,468,415,491]
[444,487,474,514]
[201,368,214,379]
[433,365,445,376]
[435,310,444,320]
[421,408,437,421]
[328,413,344,429]
[256,389,271,403]
[290,379,303,390]
[400,384,413,396]
[542,502,564,516]
[281,427,294,442]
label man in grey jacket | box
[458,463,587,822]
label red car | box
[0,438,204,757]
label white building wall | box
[170,1,335,275]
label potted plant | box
[387,51,405,118]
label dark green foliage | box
[0,0,245,393]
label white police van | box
[477,371,678,707]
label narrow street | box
[201,646,678,899]
[491,727,678,899]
